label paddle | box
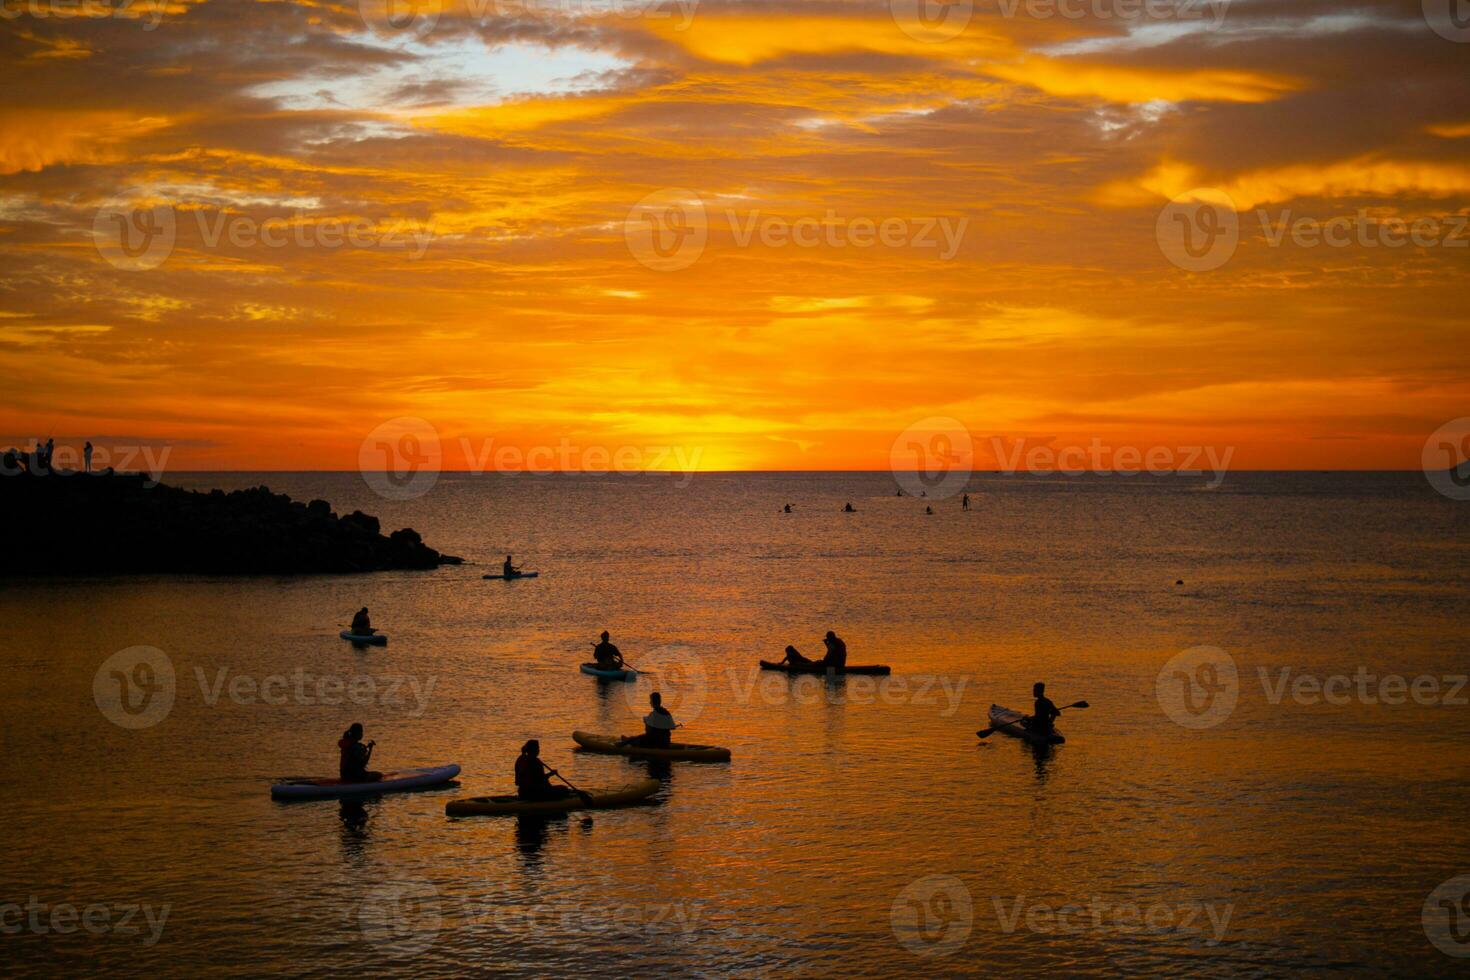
[541,761,594,808]
[976,701,1089,739]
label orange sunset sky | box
[1,0,1467,471]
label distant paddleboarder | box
[338,723,380,783]
[821,630,847,669]
[1029,682,1061,736]
[350,607,374,636]
[592,631,625,671]
[515,740,573,801]
[621,692,678,748]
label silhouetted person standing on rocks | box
[84,442,93,474]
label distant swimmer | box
[843,503,856,513]
[1176,579,1184,586]
[621,692,678,748]
[1028,682,1061,736]
[515,739,574,802]
[592,631,625,671]
[821,630,848,669]
[503,554,521,577]
[350,607,374,635]
[338,723,380,783]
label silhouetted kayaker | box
[622,692,677,748]
[925,505,933,515]
[1029,682,1061,735]
[515,739,572,801]
[592,631,624,670]
[338,723,380,782]
[776,644,821,668]
[843,502,855,512]
[503,554,520,577]
[783,503,792,513]
[350,607,373,635]
[822,630,847,669]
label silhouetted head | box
[1033,682,1045,697]
[521,739,540,756]
[785,645,798,656]
[345,722,364,741]
[358,607,368,614]
[600,631,610,641]
[506,555,512,560]
[825,631,836,640]
[650,692,662,707]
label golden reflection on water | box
[1,472,1467,975]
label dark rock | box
[0,470,452,575]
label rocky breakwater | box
[2,471,462,574]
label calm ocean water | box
[3,471,1468,977]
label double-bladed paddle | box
[975,700,1089,739]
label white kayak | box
[987,704,1065,745]
[340,630,387,646]
[271,763,461,800]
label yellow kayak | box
[445,777,660,817]
[572,730,732,763]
